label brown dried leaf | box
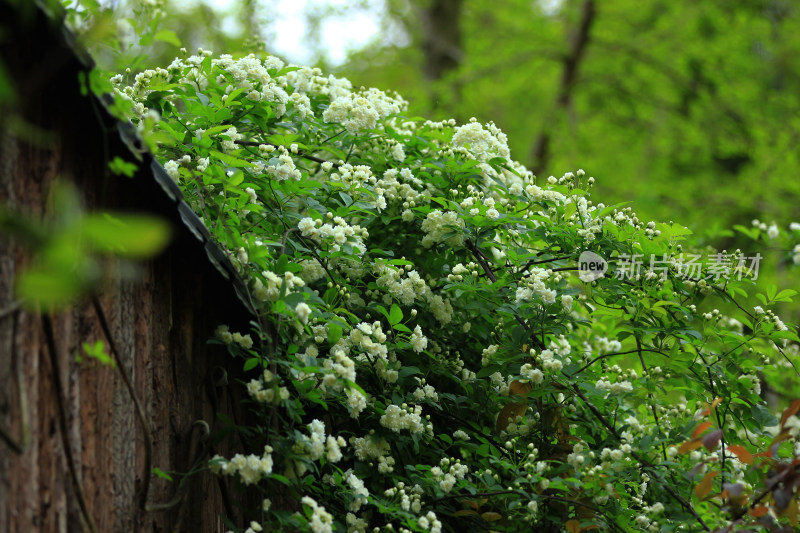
[693,421,712,438]
[481,512,503,522]
[726,445,753,465]
[495,402,527,432]
[509,380,532,396]
[698,397,723,418]
[678,439,703,455]
[565,519,581,533]
[780,399,800,428]
[695,470,719,500]
[785,496,798,526]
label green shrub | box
[116,51,800,532]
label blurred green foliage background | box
[74,0,800,230]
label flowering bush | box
[115,51,800,532]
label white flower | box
[215,324,233,344]
[767,223,779,239]
[326,435,343,462]
[453,429,470,441]
[561,294,573,311]
[164,159,180,181]
[410,325,428,353]
[295,302,312,324]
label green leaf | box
[17,264,88,309]
[751,403,778,428]
[389,303,403,325]
[108,157,137,178]
[154,29,182,47]
[81,213,171,259]
[327,323,342,345]
[152,467,173,481]
[774,289,797,303]
[210,150,252,168]
[339,191,353,206]
[243,357,260,372]
[81,340,115,367]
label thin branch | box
[636,336,667,462]
[521,255,573,272]
[465,239,538,345]
[529,0,596,175]
[91,297,154,511]
[42,315,99,533]
[712,285,800,377]
[279,227,301,256]
[0,308,30,454]
[568,347,668,377]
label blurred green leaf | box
[80,213,171,259]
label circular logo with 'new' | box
[578,251,607,282]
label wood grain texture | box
[0,4,254,531]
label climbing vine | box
[115,51,800,532]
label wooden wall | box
[0,4,254,532]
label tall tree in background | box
[342,0,800,241]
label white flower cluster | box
[215,324,254,349]
[252,270,305,302]
[265,145,302,181]
[285,66,353,99]
[375,263,429,306]
[481,344,499,366]
[351,435,391,461]
[376,167,430,210]
[346,471,370,511]
[301,495,334,533]
[430,457,469,493]
[515,267,556,305]
[416,510,442,533]
[451,119,510,163]
[412,379,438,402]
[372,262,455,325]
[420,210,466,248]
[220,126,243,153]
[453,429,470,441]
[384,482,424,513]
[349,321,389,363]
[520,363,544,385]
[569,195,603,242]
[298,419,346,464]
[319,347,357,390]
[298,216,368,255]
[322,87,406,134]
[410,325,428,353]
[299,258,327,284]
[595,377,634,394]
[595,336,622,354]
[210,445,273,485]
[566,442,590,470]
[380,404,431,435]
[346,388,368,418]
[246,369,289,404]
